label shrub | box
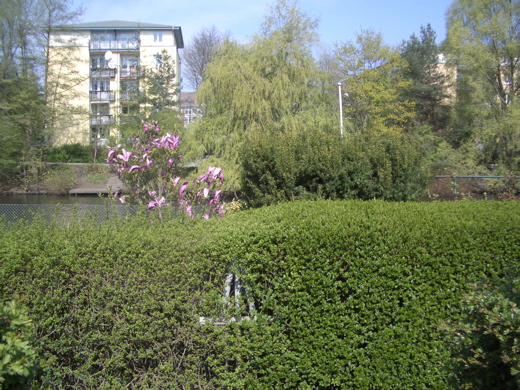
[443,275,520,389]
[241,131,429,207]
[0,200,518,388]
[0,298,39,389]
[45,143,93,163]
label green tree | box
[400,24,452,134]
[335,29,415,134]
[0,0,84,187]
[189,0,336,189]
[140,49,180,114]
[445,0,520,169]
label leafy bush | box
[45,143,94,163]
[241,131,429,207]
[215,200,520,388]
[0,298,39,389]
[41,165,78,193]
[443,276,520,389]
[0,200,519,388]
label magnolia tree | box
[106,121,225,221]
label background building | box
[49,20,183,145]
[179,92,202,127]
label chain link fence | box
[0,204,140,226]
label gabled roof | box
[68,20,174,30]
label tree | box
[335,29,415,134]
[189,0,336,189]
[400,24,452,134]
[0,0,84,187]
[181,26,224,91]
[445,0,520,169]
[140,49,180,113]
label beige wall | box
[49,27,181,146]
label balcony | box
[119,114,140,126]
[120,67,139,78]
[91,68,116,78]
[90,40,139,51]
[90,91,115,102]
[90,115,115,126]
[120,91,139,102]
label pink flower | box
[179,181,189,197]
[185,205,194,219]
[118,149,134,162]
[173,177,181,187]
[119,196,126,204]
[203,213,210,220]
[129,165,141,172]
[203,188,210,198]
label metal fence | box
[432,175,520,199]
[0,204,140,226]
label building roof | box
[60,20,184,48]
[68,20,174,30]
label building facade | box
[179,92,202,127]
[49,20,184,145]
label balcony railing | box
[90,40,139,51]
[90,115,115,126]
[120,67,139,78]
[119,114,140,125]
[90,91,115,102]
[91,68,116,78]
[120,91,139,102]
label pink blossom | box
[118,149,134,162]
[179,181,189,197]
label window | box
[154,32,162,42]
[120,80,139,101]
[120,56,139,77]
[91,55,107,70]
[91,80,110,92]
[92,31,115,41]
[91,103,109,115]
[118,31,137,41]
[91,126,109,140]
[121,103,139,115]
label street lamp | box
[338,82,344,137]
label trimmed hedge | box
[0,200,519,388]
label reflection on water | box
[0,194,110,205]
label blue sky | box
[74,0,454,47]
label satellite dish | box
[104,51,115,69]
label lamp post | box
[338,82,344,137]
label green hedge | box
[241,131,429,207]
[0,200,519,388]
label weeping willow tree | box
[186,0,338,190]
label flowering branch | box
[106,121,225,220]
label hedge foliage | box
[241,131,429,207]
[0,200,519,388]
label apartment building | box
[49,20,184,145]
